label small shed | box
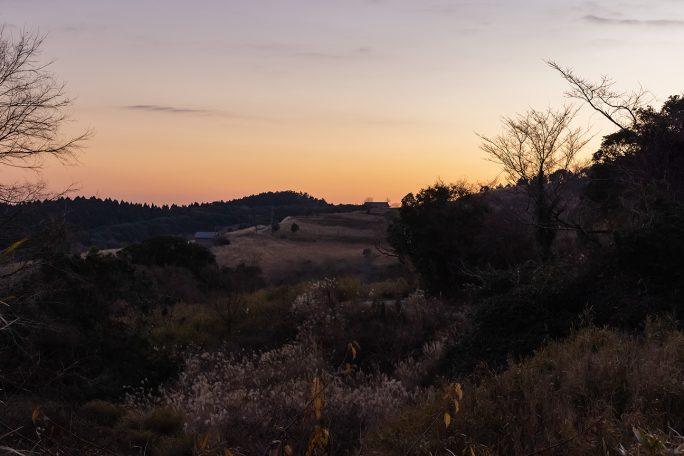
[363,202,390,212]
[194,231,218,245]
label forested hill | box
[5,191,360,248]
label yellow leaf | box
[224,449,235,456]
[284,444,294,456]
[350,341,361,359]
[198,432,210,449]
[454,399,460,413]
[2,237,28,257]
[306,426,330,455]
[314,397,323,421]
[311,376,324,421]
[312,376,323,397]
[453,383,464,401]
[444,411,451,428]
[470,446,476,456]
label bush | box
[121,236,216,274]
[129,280,463,454]
[290,280,462,373]
[365,324,684,455]
[615,201,684,295]
[214,235,231,245]
[150,283,301,350]
[148,342,423,455]
[141,408,185,436]
[116,407,190,456]
[1,250,180,400]
[80,400,124,426]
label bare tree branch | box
[478,105,591,259]
[547,60,650,131]
[0,28,90,205]
[478,106,590,185]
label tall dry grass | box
[365,319,684,455]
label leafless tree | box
[547,60,650,131]
[0,28,89,327]
[0,28,89,205]
[478,106,591,259]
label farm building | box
[363,201,390,212]
[194,231,218,245]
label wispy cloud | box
[61,24,107,34]
[121,104,274,123]
[123,104,216,115]
[583,14,684,26]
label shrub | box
[335,276,363,301]
[146,342,424,455]
[291,281,462,374]
[121,236,216,274]
[133,280,455,454]
[142,407,185,436]
[80,400,124,426]
[2,250,180,400]
[365,324,684,455]
[615,201,684,295]
[363,278,415,300]
[115,407,189,455]
[214,236,231,245]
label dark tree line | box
[3,191,360,249]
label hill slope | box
[213,210,401,283]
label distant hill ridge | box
[3,190,360,248]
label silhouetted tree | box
[120,236,216,275]
[388,182,491,295]
[479,106,590,259]
[0,29,90,267]
[0,29,88,205]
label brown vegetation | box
[366,320,684,455]
[213,211,400,283]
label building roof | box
[194,231,218,239]
[363,202,390,208]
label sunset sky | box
[2,0,684,204]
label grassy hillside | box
[213,210,402,283]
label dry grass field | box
[212,210,402,283]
